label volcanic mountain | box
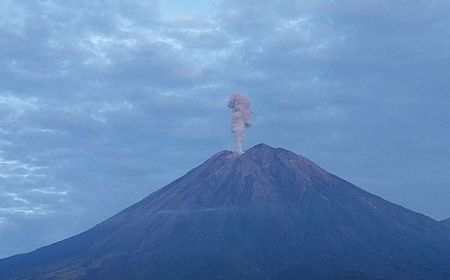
[1,144,450,280]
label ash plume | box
[227,93,252,154]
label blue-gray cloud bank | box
[0,0,449,258]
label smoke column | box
[227,93,252,154]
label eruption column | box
[227,93,252,154]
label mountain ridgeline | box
[0,144,449,280]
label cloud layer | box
[1,0,450,258]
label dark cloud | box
[1,0,450,258]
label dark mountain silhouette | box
[441,218,450,229]
[1,144,449,280]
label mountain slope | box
[441,218,450,229]
[0,144,449,280]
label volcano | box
[1,144,450,280]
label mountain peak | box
[243,143,295,157]
[212,143,313,172]
[240,143,327,176]
[236,143,306,162]
[247,142,274,151]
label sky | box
[0,0,449,258]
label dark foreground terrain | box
[1,144,449,280]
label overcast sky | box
[1,0,450,258]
